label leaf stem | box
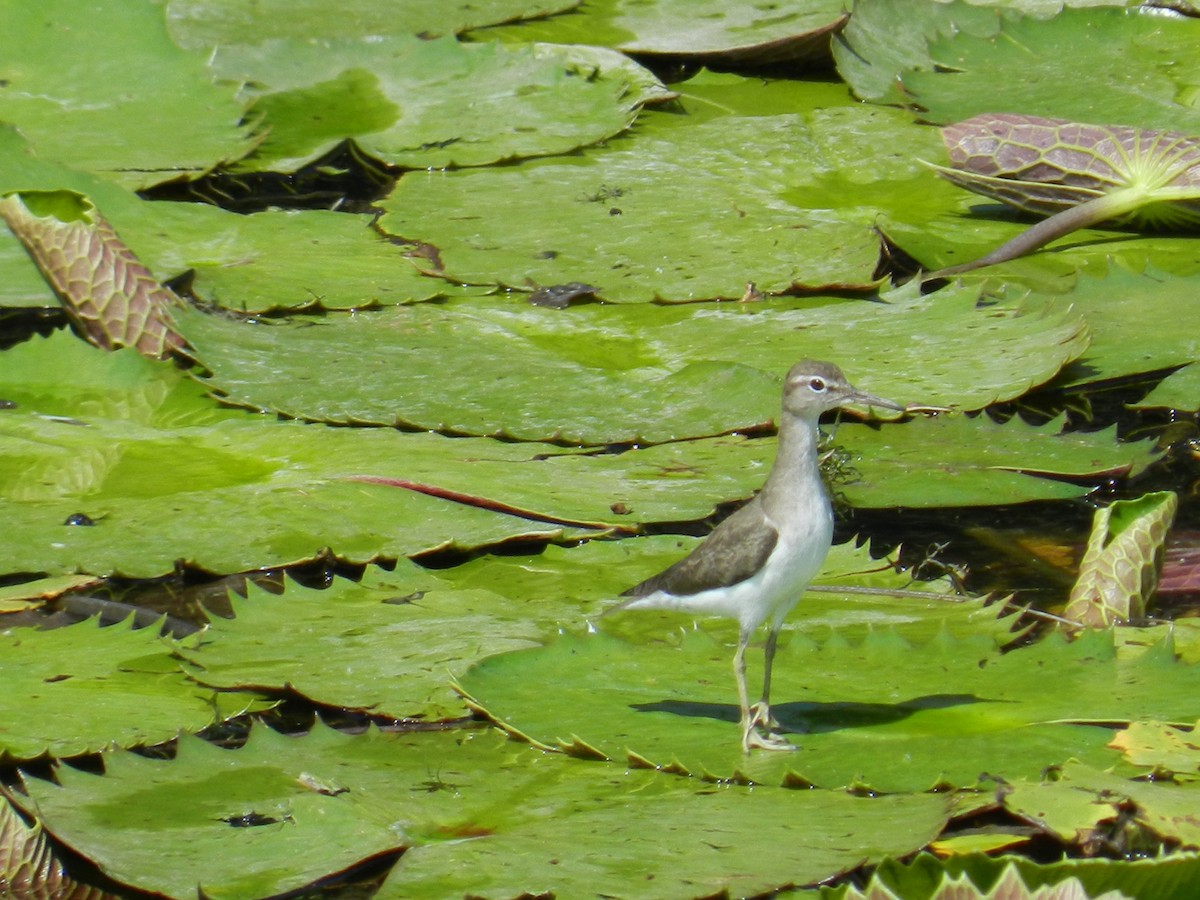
[922,188,1149,281]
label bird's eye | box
[808,377,827,392]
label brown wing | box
[620,499,778,599]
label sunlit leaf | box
[1023,267,1200,389]
[18,724,951,900]
[1063,491,1177,628]
[177,569,542,720]
[904,7,1200,135]
[480,0,848,64]
[179,287,1088,442]
[0,616,236,760]
[165,0,582,47]
[18,726,408,900]
[374,106,945,299]
[839,863,1127,900]
[864,851,1200,900]
[0,0,253,188]
[458,622,1200,791]
[1109,720,1200,776]
[1133,363,1200,414]
[215,36,668,173]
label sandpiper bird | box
[609,360,904,752]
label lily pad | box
[19,726,409,900]
[0,127,443,314]
[0,0,253,188]
[1004,761,1200,850]
[904,7,1200,135]
[1133,363,1200,413]
[375,106,947,300]
[868,851,1200,900]
[165,0,582,48]
[0,333,607,578]
[1028,268,1200,388]
[0,616,236,760]
[480,0,848,63]
[20,724,952,900]
[833,414,1160,509]
[458,626,1200,791]
[214,36,669,173]
[179,287,1089,443]
[833,0,1016,105]
[178,568,543,720]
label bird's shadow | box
[631,693,995,735]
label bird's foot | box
[742,726,797,752]
[748,701,780,732]
[741,704,796,752]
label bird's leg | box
[733,636,753,747]
[735,630,796,753]
[748,627,781,732]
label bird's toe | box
[741,715,797,752]
[748,701,780,732]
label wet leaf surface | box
[459,623,1200,792]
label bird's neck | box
[759,411,826,522]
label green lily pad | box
[905,7,1200,134]
[1110,720,1200,776]
[480,0,847,61]
[0,127,443,314]
[834,0,1016,105]
[375,106,947,300]
[0,333,609,578]
[20,726,409,899]
[165,0,582,48]
[175,539,972,721]
[178,568,543,720]
[214,35,668,173]
[1133,363,1200,413]
[179,287,1088,443]
[0,616,236,760]
[20,724,952,900]
[1029,268,1200,388]
[833,414,1160,509]
[0,0,253,188]
[459,625,1200,791]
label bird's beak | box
[845,389,906,414]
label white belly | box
[629,508,833,636]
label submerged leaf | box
[0,191,185,360]
[1063,492,1178,628]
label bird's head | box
[782,360,905,419]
